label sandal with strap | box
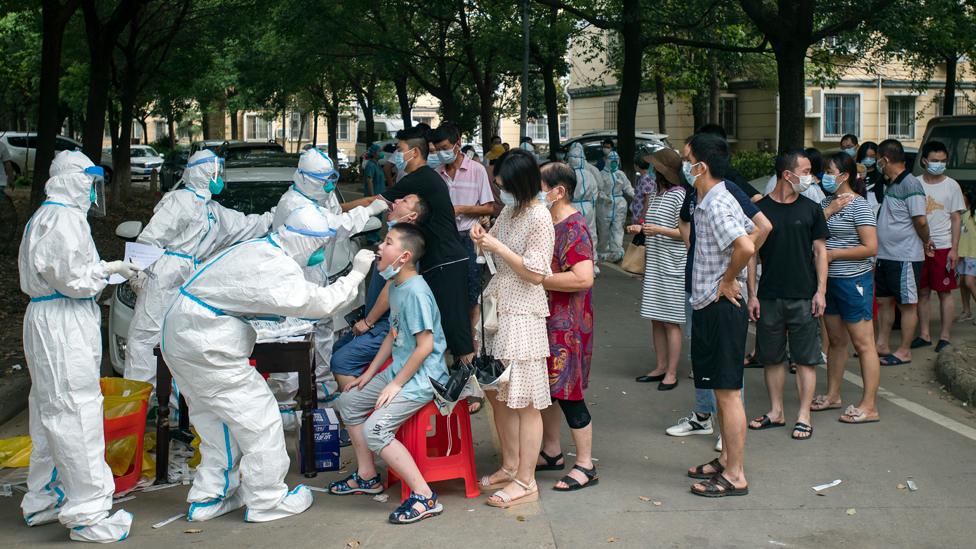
[479,467,516,492]
[388,491,443,524]
[327,471,384,495]
[486,479,539,508]
[553,464,599,492]
[691,473,749,498]
[687,457,724,480]
[535,451,565,471]
[791,421,813,440]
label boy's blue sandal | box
[328,472,384,495]
[389,491,443,524]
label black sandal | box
[535,451,565,471]
[748,414,785,430]
[691,473,749,498]
[791,422,813,440]
[553,464,599,491]
[687,457,724,480]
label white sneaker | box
[68,509,133,543]
[187,491,244,522]
[665,413,714,437]
[714,436,723,452]
[245,485,313,523]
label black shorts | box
[875,259,922,305]
[691,298,748,390]
[458,231,482,307]
[422,260,474,356]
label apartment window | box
[153,121,166,140]
[935,96,974,116]
[245,114,270,141]
[559,114,569,140]
[719,97,737,139]
[288,111,310,140]
[824,94,859,137]
[604,100,617,130]
[415,116,433,127]
[527,118,548,141]
[337,117,350,141]
[131,121,143,140]
[887,96,916,139]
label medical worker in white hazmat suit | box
[596,150,634,262]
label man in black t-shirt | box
[747,149,829,441]
[342,126,474,363]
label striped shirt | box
[877,171,926,261]
[691,182,755,310]
[436,155,494,232]
[820,195,876,278]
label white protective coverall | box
[125,149,273,387]
[160,206,375,523]
[267,149,386,408]
[596,151,634,263]
[566,142,599,244]
[19,151,137,543]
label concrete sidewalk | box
[2,266,975,548]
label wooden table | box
[154,340,318,484]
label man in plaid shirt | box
[683,133,760,498]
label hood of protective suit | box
[567,142,586,169]
[183,150,222,199]
[291,149,337,203]
[45,150,96,210]
[604,151,621,172]
[271,205,337,265]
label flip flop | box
[748,414,785,430]
[811,395,842,412]
[839,405,880,424]
[791,422,813,440]
[910,337,932,349]
[935,339,951,353]
[879,354,911,366]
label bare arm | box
[391,330,433,389]
[455,204,496,217]
[828,225,877,262]
[678,219,691,248]
[811,239,828,316]
[749,211,772,251]
[912,215,931,247]
[365,281,391,326]
[542,260,594,292]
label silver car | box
[106,157,379,374]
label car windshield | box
[223,145,285,161]
[927,125,976,170]
[212,181,291,215]
[131,148,159,158]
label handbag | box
[482,293,499,335]
[620,195,650,275]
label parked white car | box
[101,145,164,181]
[106,155,379,374]
[304,143,350,169]
[0,131,112,178]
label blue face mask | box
[610,161,619,171]
[426,153,443,170]
[306,247,325,267]
[861,157,876,168]
[926,161,946,176]
[323,180,336,193]
[682,161,701,186]
[209,176,224,195]
[821,173,840,194]
[379,252,406,280]
[844,147,857,157]
[438,147,457,165]
[392,150,410,172]
[499,190,517,207]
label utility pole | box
[520,0,529,140]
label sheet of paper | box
[109,242,165,284]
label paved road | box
[2,265,975,548]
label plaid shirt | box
[690,182,754,310]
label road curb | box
[0,367,30,426]
[935,348,976,405]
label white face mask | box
[789,172,813,193]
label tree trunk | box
[943,54,958,116]
[167,115,175,149]
[654,73,667,133]
[394,75,412,129]
[32,1,76,209]
[774,45,807,153]
[229,110,239,140]
[691,92,707,131]
[107,102,121,204]
[355,89,376,146]
[541,64,561,161]
[200,106,211,140]
[615,0,643,180]
[115,87,136,200]
[312,110,318,146]
[139,118,148,144]
[326,107,339,162]
[708,52,720,124]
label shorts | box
[920,248,958,292]
[691,298,748,390]
[459,230,482,307]
[335,368,426,453]
[330,320,390,377]
[755,298,823,366]
[957,257,976,277]
[422,259,474,356]
[825,272,874,323]
[875,258,922,305]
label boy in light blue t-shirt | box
[330,223,449,525]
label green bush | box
[731,151,775,181]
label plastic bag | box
[0,436,32,468]
[101,378,152,419]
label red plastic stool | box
[386,400,479,501]
[103,399,148,494]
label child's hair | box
[389,223,426,262]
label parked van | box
[914,115,976,192]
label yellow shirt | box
[959,212,976,259]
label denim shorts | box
[825,272,873,323]
[957,257,976,277]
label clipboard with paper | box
[108,242,165,284]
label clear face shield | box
[85,166,107,217]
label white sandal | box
[479,467,516,492]
[486,478,539,509]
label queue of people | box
[18,116,967,542]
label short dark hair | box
[855,141,878,163]
[389,223,425,262]
[431,121,461,145]
[408,194,430,224]
[382,143,396,154]
[540,161,577,198]
[696,123,727,140]
[805,147,823,177]
[921,140,948,159]
[490,135,501,143]
[841,134,859,146]
[520,135,533,144]
[601,138,615,148]
[496,149,542,206]
[878,139,905,163]
[827,151,864,196]
[461,144,475,154]
[687,133,730,179]
[396,126,430,158]
[775,148,810,179]
[635,156,650,170]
